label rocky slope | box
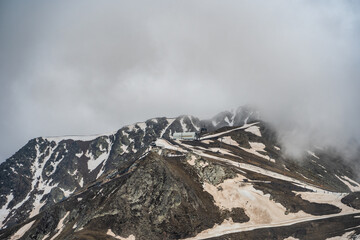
[0,107,360,239]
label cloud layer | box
[0,0,359,161]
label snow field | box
[155,139,187,153]
[45,132,114,144]
[203,175,310,225]
[241,142,275,163]
[335,175,360,192]
[183,209,360,240]
[0,193,14,225]
[294,191,355,214]
[244,126,262,137]
[210,135,275,162]
[10,220,36,240]
[201,122,259,140]
[180,117,188,132]
[160,118,175,137]
[307,150,320,159]
[86,139,110,172]
[177,139,360,239]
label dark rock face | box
[82,153,225,239]
[341,192,360,209]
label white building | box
[172,132,198,140]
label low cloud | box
[0,0,359,161]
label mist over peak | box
[0,0,359,163]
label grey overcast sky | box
[0,0,359,161]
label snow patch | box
[45,134,108,144]
[126,124,135,132]
[335,175,360,192]
[224,116,234,127]
[42,233,51,240]
[155,139,186,152]
[10,220,36,240]
[86,149,106,172]
[283,164,290,171]
[298,173,310,180]
[203,175,309,225]
[160,118,175,137]
[62,188,74,198]
[75,151,83,158]
[0,193,14,225]
[209,147,242,158]
[9,144,59,226]
[86,138,112,175]
[274,146,281,151]
[201,140,214,144]
[179,145,324,193]
[219,136,239,147]
[190,116,200,131]
[230,111,236,125]
[29,194,46,218]
[341,176,360,188]
[187,155,197,166]
[307,151,320,159]
[69,169,78,176]
[48,155,64,176]
[184,209,360,240]
[244,114,251,125]
[121,144,129,153]
[202,122,259,140]
[107,229,136,240]
[245,126,261,137]
[326,230,356,240]
[122,130,129,138]
[241,142,275,163]
[50,211,70,240]
[167,153,185,157]
[180,117,188,132]
[79,177,84,188]
[295,191,354,213]
[136,122,147,131]
[199,160,209,168]
[97,138,114,179]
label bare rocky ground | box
[206,213,360,240]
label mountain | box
[0,107,359,240]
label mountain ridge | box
[0,107,256,231]
[1,107,360,239]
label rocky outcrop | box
[0,152,249,239]
[341,192,360,209]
